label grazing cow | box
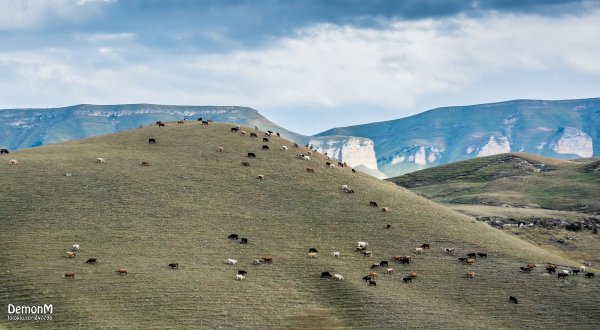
[385,268,394,275]
[572,269,580,275]
[362,251,373,257]
[241,161,250,166]
[465,271,476,278]
[580,265,587,272]
[333,274,344,281]
[253,259,262,265]
[168,263,179,269]
[509,296,518,304]
[236,274,246,281]
[240,238,248,244]
[467,252,477,258]
[277,132,281,137]
[558,273,569,279]
[477,253,487,258]
[116,268,128,274]
[201,121,209,125]
[66,251,76,258]
[197,118,203,121]
[409,272,418,279]
[368,272,378,278]
[368,280,377,286]
[382,207,390,213]
[149,138,157,144]
[309,247,318,253]
[231,127,240,132]
[156,121,163,125]
[247,152,256,158]
[86,258,97,264]
[262,145,270,150]
[341,185,354,193]
[393,256,411,264]
[0,148,9,154]
[240,131,247,136]
[321,272,333,278]
[263,138,269,142]
[546,266,556,273]
[294,143,299,148]
[331,252,340,257]
[362,275,372,282]
[380,260,389,267]
[526,264,537,270]
[337,162,344,167]
[158,123,166,127]
[217,146,224,152]
[228,234,239,240]
[96,157,106,163]
[308,252,318,258]
[238,270,247,275]
[420,244,430,249]
[10,159,18,165]
[403,276,414,283]
[357,241,368,249]
[142,161,150,166]
[371,263,380,269]
[281,146,288,151]
[306,167,315,173]
[64,272,75,279]
[352,169,356,173]
[71,244,80,251]
[329,164,335,169]
[261,256,273,263]
[250,133,258,137]
[585,272,595,278]
[257,175,265,180]
[584,262,592,267]
[302,155,310,161]
[464,258,475,265]
[226,259,238,265]
[177,121,184,124]
[386,224,392,229]
[414,247,424,254]
[267,130,273,135]
[445,248,456,255]
[326,162,332,167]
[458,257,468,262]
[561,269,570,275]
[369,201,378,207]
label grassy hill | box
[1,125,599,328]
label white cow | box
[71,244,80,251]
[357,241,368,249]
[10,159,18,165]
[226,259,238,265]
[235,274,245,281]
[281,146,288,151]
[96,157,105,163]
[333,274,344,281]
[331,252,340,257]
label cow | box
[368,280,377,286]
[409,272,418,279]
[240,238,248,244]
[509,296,518,304]
[66,251,76,258]
[276,132,281,137]
[306,167,315,173]
[177,121,184,124]
[558,273,569,279]
[253,259,262,265]
[0,148,8,154]
[382,207,390,213]
[321,272,333,278]
[238,270,247,275]
[293,143,299,148]
[235,274,245,281]
[158,123,166,127]
[226,259,238,265]
[71,244,80,251]
[96,157,106,163]
[352,169,356,173]
[465,271,476,278]
[64,272,75,279]
[309,247,318,253]
[257,175,265,180]
[362,275,372,282]
[386,224,392,229]
[156,121,163,126]
[86,258,97,264]
[467,252,477,258]
[341,185,354,193]
[250,133,258,137]
[380,260,389,267]
[261,256,273,263]
[331,252,340,257]
[217,146,224,152]
[241,161,250,166]
[263,138,270,142]
[308,252,318,258]
[585,272,595,278]
[168,263,179,269]
[368,272,378,278]
[477,252,487,258]
[231,127,240,132]
[142,161,150,166]
[445,248,456,255]
[10,159,18,165]
[362,251,373,257]
[281,146,288,151]
[202,121,209,125]
[228,234,239,240]
[546,266,557,273]
[464,258,475,265]
[148,138,157,144]
[333,274,344,281]
[572,269,581,275]
[385,268,394,275]
[197,118,203,121]
[584,262,592,267]
[403,277,412,283]
[262,145,270,150]
[420,244,430,250]
[526,264,537,270]
[393,256,411,264]
[369,201,378,207]
[371,263,380,269]
[329,164,335,169]
[414,247,424,254]
[580,265,588,272]
[247,152,256,158]
[116,268,128,274]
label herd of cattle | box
[4,119,596,304]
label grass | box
[1,123,599,328]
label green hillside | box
[1,124,599,328]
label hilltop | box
[1,124,599,328]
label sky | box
[0,0,599,135]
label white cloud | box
[0,0,110,30]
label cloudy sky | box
[0,0,599,134]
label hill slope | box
[318,98,600,176]
[1,124,599,328]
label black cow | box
[369,201,378,207]
[168,263,179,269]
[467,252,477,258]
[321,272,333,278]
[458,257,468,262]
[240,238,248,244]
[546,267,556,273]
[371,264,380,269]
[352,169,356,173]
[250,133,258,137]
[309,247,318,253]
[248,152,257,158]
[386,223,392,229]
[362,275,371,282]
[509,296,518,304]
[293,143,299,148]
[558,273,569,278]
[238,270,248,275]
[267,130,273,134]
[197,118,203,121]
[399,258,411,264]
[477,252,487,258]
[148,138,157,144]
[228,234,239,240]
[421,244,430,249]
[520,266,532,273]
[572,269,581,275]
[263,137,269,142]
[0,148,9,154]
[86,258,97,264]
[276,132,281,137]
[262,145,270,150]
[264,132,271,137]
[231,127,240,132]
[202,121,209,125]
[368,280,377,286]
[585,272,595,278]
[379,260,389,267]
[403,277,412,283]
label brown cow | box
[142,161,150,166]
[177,121,184,124]
[168,263,179,269]
[306,167,315,173]
[260,256,273,263]
[66,251,76,258]
[241,161,250,166]
[64,272,75,279]
[116,268,128,274]
[465,271,476,278]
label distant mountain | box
[317,98,600,176]
[0,104,378,175]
